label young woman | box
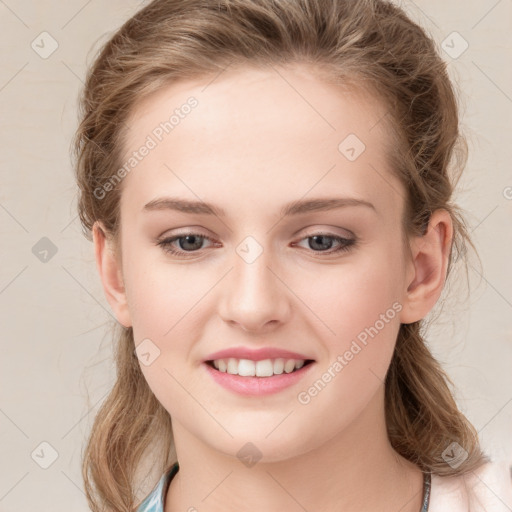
[73,0,512,510]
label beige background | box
[0,0,511,510]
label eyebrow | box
[142,196,376,217]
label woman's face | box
[106,64,416,461]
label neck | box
[165,385,424,512]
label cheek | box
[124,256,215,382]
[294,253,402,379]
[123,248,208,337]
[292,263,401,425]
[296,256,401,333]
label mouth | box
[203,357,316,396]
[205,358,315,377]
[201,343,319,396]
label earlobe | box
[399,210,453,324]
[92,221,132,328]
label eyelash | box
[156,231,356,258]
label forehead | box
[119,63,404,222]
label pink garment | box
[429,460,512,511]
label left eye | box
[157,232,356,257]
[294,233,356,254]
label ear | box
[92,221,132,328]
[400,209,453,324]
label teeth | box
[284,359,296,373]
[273,358,284,375]
[238,359,256,377]
[211,358,308,377]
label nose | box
[217,244,292,333]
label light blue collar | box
[137,462,179,512]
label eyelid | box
[157,227,357,259]
[158,226,353,244]
[299,226,354,239]
[292,232,356,253]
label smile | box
[207,357,314,377]
[203,358,316,396]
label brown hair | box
[73,0,490,510]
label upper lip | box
[204,346,315,362]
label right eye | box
[157,233,217,257]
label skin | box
[93,63,453,511]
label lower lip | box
[203,362,315,396]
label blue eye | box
[157,233,216,256]
[295,234,356,254]
[157,232,356,258]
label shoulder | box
[429,459,512,511]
